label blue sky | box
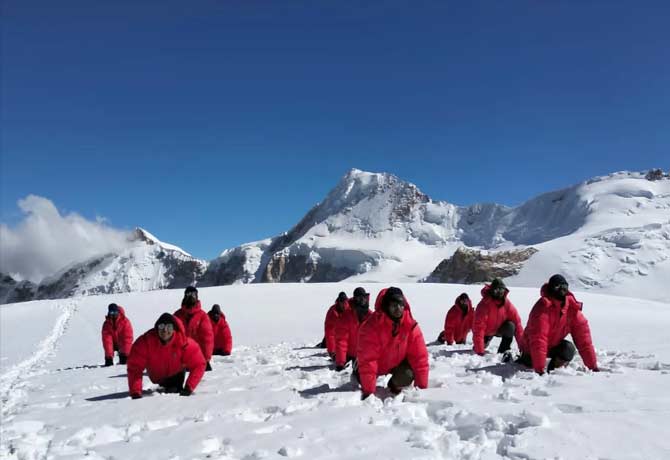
[2,0,668,261]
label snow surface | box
[2,283,669,459]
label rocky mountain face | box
[424,247,539,284]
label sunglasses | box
[108,311,119,316]
[157,323,174,332]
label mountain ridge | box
[2,168,668,304]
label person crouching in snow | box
[356,287,429,400]
[334,287,371,371]
[437,293,474,345]
[101,303,134,366]
[324,292,349,360]
[127,313,206,398]
[174,286,214,371]
[472,278,525,360]
[208,304,233,356]
[517,275,599,374]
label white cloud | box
[0,195,132,282]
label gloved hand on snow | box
[180,387,193,397]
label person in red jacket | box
[323,292,349,359]
[518,275,599,374]
[174,286,214,371]
[334,287,371,371]
[101,303,134,366]
[437,293,474,345]
[127,313,206,398]
[472,279,525,357]
[208,304,233,356]
[356,287,429,399]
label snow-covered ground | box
[2,283,669,459]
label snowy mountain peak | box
[129,227,192,257]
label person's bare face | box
[387,300,405,320]
[157,323,175,342]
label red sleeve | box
[173,316,185,332]
[183,338,207,392]
[527,300,550,373]
[119,319,134,355]
[198,314,214,361]
[444,307,457,345]
[324,307,338,354]
[357,319,381,396]
[406,325,429,389]
[472,302,488,355]
[572,311,598,370]
[222,320,233,354]
[127,335,148,396]
[101,321,114,358]
[508,304,525,353]
[465,310,474,335]
[335,314,350,367]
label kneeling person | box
[127,313,206,399]
[356,287,429,399]
[518,275,599,374]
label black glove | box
[180,387,192,396]
[205,361,212,372]
[361,392,371,401]
[222,351,231,356]
[104,357,113,367]
[118,354,127,365]
[335,365,345,372]
[130,393,142,400]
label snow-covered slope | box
[508,172,670,301]
[2,283,669,459]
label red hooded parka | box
[127,317,206,396]
[324,301,348,354]
[523,285,598,373]
[209,311,233,355]
[174,301,214,362]
[101,306,134,358]
[472,285,525,355]
[356,309,429,396]
[334,305,372,367]
[443,297,474,345]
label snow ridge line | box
[0,299,79,420]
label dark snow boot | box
[159,371,186,393]
[547,340,576,372]
[496,321,516,353]
[388,359,414,394]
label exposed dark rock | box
[645,169,665,181]
[261,252,357,283]
[0,273,38,304]
[200,254,250,286]
[425,247,538,284]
